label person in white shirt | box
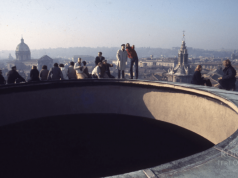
[59,64,68,80]
[116,44,127,79]
[92,62,102,79]
[74,57,85,79]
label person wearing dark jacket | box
[29,66,40,82]
[95,52,105,66]
[102,59,114,78]
[218,59,236,90]
[7,66,26,84]
[0,70,6,85]
[191,65,212,86]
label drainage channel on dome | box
[0,114,214,178]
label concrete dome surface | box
[0,79,238,178]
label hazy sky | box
[1,0,238,50]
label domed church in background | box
[7,38,38,70]
[15,38,31,61]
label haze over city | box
[1,0,238,51]
[1,1,238,177]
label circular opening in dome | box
[0,114,214,178]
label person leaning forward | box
[116,44,127,79]
[7,66,26,84]
[92,62,102,79]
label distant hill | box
[0,47,234,60]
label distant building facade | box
[231,50,238,60]
[156,61,176,67]
[139,60,176,68]
[37,55,54,70]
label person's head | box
[102,59,107,64]
[121,44,125,50]
[223,59,231,67]
[195,65,202,72]
[82,61,86,66]
[70,61,74,66]
[126,43,130,48]
[42,65,47,70]
[59,64,64,68]
[54,63,58,67]
[78,58,82,63]
[12,66,16,71]
[32,65,37,70]
[98,52,102,57]
[98,62,102,67]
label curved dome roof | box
[16,38,30,52]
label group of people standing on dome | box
[94,43,138,79]
[0,43,139,84]
[116,43,138,79]
[191,59,237,91]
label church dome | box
[16,38,30,52]
[15,38,31,61]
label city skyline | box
[1,0,238,50]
